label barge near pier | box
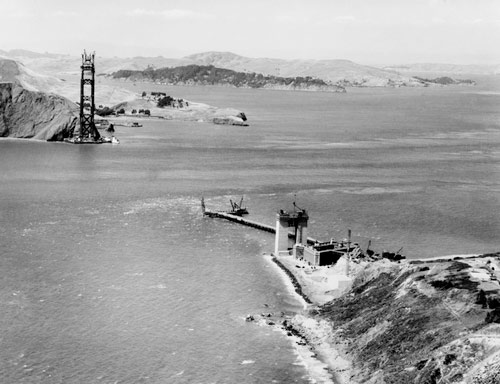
[202,198,361,268]
[201,198,403,267]
[201,198,318,245]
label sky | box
[2,0,500,65]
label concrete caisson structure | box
[274,206,309,256]
[274,204,359,268]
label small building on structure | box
[274,203,361,267]
[293,240,358,267]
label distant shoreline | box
[112,77,346,93]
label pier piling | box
[203,207,317,245]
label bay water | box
[1,78,499,383]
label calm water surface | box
[1,79,499,383]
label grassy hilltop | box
[316,254,500,383]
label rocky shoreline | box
[244,255,356,383]
[250,252,500,384]
[271,257,313,305]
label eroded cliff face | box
[318,254,500,384]
[0,83,78,141]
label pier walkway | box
[203,209,318,245]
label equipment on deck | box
[229,197,249,216]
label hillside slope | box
[0,50,191,78]
[2,50,482,88]
[0,58,79,140]
[0,82,77,140]
[315,254,500,383]
[112,64,346,92]
[185,51,424,87]
[0,52,136,104]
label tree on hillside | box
[96,106,114,116]
[157,96,174,108]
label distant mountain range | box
[0,53,136,104]
[384,63,500,75]
[182,52,423,87]
[0,50,490,88]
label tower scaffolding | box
[76,50,100,142]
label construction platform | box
[64,136,119,144]
[202,207,317,245]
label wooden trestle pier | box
[201,199,317,245]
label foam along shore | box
[411,253,479,262]
[265,251,500,384]
[261,253,357,384]
[252,257,339,383]
[275,253,354,306]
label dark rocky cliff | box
[0,82,78,141]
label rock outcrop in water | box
[0,82,78,141]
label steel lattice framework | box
[78,50,100,141]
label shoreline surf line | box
[263,254,309,310]
[262,254,339,384]
[270,255,313,305]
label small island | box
[111,64,346,93]
[414,76,476,86]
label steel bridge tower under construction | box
[77,50,100,142]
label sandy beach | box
[262,254,358,384]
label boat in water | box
[228,197,249,216]
[102,136,120,144]
[95,119,110,129]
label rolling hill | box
[184,51,424,87]
[1,49,477,88]
[111,64,346,92]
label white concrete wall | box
[303,247,318,266]
[275,217,290,256]
[296,225,308,245]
